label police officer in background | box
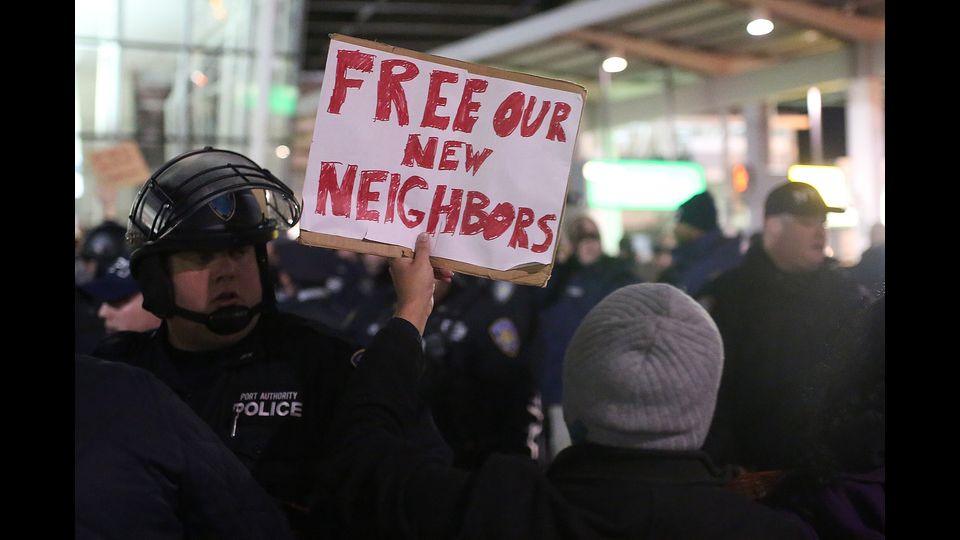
[76,220,130,353]
[93,147,444,538]
[421,274,542,469]
[79,254,161,335]
[271,237,351,329]
[346,271,542,469]
[76,220,129,285]
[340,253,397,345]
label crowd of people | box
[75,147,884,539]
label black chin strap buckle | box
[206,305,257,335]
[173,304,261,335]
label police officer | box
[354,271,542,469]
[340,254,397,347]
[93,147,442,537]
[426,275,542,469]
[271,237,353,329]
[76,220,131,353]
[76,220,129,284]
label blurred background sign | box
[584,159,706,210]
[87,141,151,188]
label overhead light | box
[209,0,227,21]
[746,8,774,36]
[275,145,291,159]
[602,56,627,73]
[806,86,822,112]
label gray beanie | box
[562,283,723,451]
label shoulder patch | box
[488,317,520,358]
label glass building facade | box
[75,0,304,227]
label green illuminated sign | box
[269,85,298,116]
[583,159,706,210]
[244,85,299,116]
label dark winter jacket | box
[323,318,818,540]
[659,230,743,298]
[700,243,871,470]
[75,354,292,539]
[92,310,374,537]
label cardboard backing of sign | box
[298,34,585,288]
[87,141,151,188]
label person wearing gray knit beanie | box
[563,282,723,451]
[324,242,818,540]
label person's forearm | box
[326,317,469,539]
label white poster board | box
[300,35,585,286]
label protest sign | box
[300,34,585,286]
[87,141,151,188]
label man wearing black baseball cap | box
[761,181,844,273]
[699,181,870,472]
[79,255,160,335]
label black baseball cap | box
[79,256,141,303]
[764,181,845,217]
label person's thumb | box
[414,232,431,264]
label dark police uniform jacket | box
[344,275,542,469]
[420,276,542,469]
[93,310,361,537]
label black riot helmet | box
[80,220,129,265]
[127,147,301,335]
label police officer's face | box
[169,245,263,314]
[98,292,161,334]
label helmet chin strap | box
[171,304,262,335]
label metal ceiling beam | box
[309,1,521,18]
[429,0,677,61]
[491,40,587,67]
[723,0,884,42]
[307,21,496,36]
[565,29,772,76]
[605,43,884,124]
[620,0,725,34]
[660,12,749,42]
[303,38,452,55]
